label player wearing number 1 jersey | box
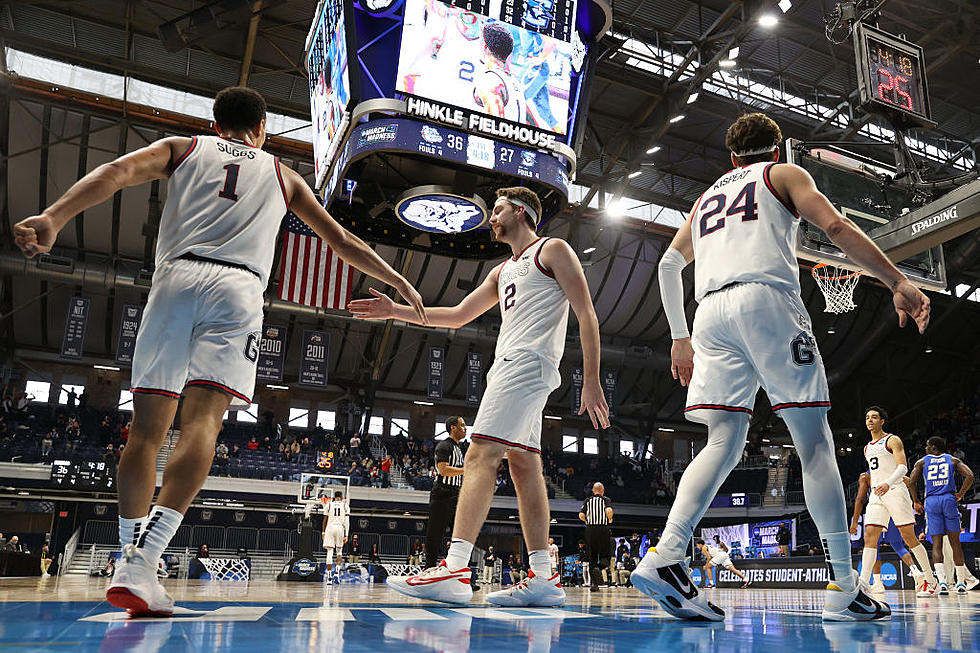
[350,186,609,607]
[638,112,931,623]
[13,87,426,617]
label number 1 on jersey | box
[219,163,240,201]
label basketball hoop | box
[811,264,862,314]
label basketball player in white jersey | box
[635,112,930,622]
[696,538,749,589]
[322,491,350,582]
[858,406,937,596]
[474,23,527,123]
[13,87,426,616]
[548,537,560,575]
[350,186,610,606]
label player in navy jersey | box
[910,436,976,593]
[13,86,426,616]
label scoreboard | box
[50,459,115,491]
[854,23,934,129]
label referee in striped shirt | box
[425,416,467,569]
[579,482,613,591]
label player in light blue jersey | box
[910,436,976,593]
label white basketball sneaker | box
[916,578,937,598]
[964,576,980,591]
[106,544,175,617]
[387,560,473,605]
[822,571,890,621]
[954,583,968,594]
[630,548,725,622]
[869,578,886,597]
[486,570,565,607]
[937,582,950,595]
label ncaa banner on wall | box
[466,352,482,405]
[602,370,617,417]
[570,366,583,414]
[60,296,90,360]
[256,324,287,381]
[115,304,143,364]
[428,347,444,400]
[299,330,329,387]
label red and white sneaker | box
[916,578,937,598]
[486,570,565,607]
[387,560,473,605]
[106,544,174,617]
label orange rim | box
[811,263,862,281]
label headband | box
[498,196,540,226]
[732,144,779,157]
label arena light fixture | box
[687,92,699,104]
[414,400,434,406]
[759,14,778,27]
[762,438,771,443]
[583,247,596,254]
[266,384,289,390]
[719,59,736,68]
[924,344,934,354]
[778,0,793,12]
[658,427,675,432]
[93,364,120,371]
[848,433,853,438]
[782,444,794,448]
[544,415,562,420]
[628,170,643,179]
[606,199,626,217]
[669,114,686,123]
[645,145,662,155]
[846,447,852,452]
[728,47,740,59]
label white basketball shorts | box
[471,350,561,455]
[323,524,346,550]
[710,553,733,568]
[684,282,830,424]
[865,484,916,528]
[130,258,264,409]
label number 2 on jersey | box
[698,182,758,237]
[218,163,240,201]
[503,283,516,311]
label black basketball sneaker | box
[631,548,726,622]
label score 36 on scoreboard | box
[853,23,934,130]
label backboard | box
[297,473,351,506]
[786,138,947,290]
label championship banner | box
[60,296,90,360]
[602,370,617,417]
[115,304,143,364]
[570,366,583,414]
[428,347,444,400]
[299,330,330,387]
[465,352,482,405]
[256,324,287,382]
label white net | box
[812,264,862,314]
[199,558,251,581]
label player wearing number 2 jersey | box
[13,87,426,617]
[636,112,931,623]
[350,186,609,608]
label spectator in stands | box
[350,432,362,457]
[66,388,77,408]
[290,440,301,457]
[368,543,381,564]
[613,550,635,587]
[102,445,117,468]
[776,524,791,556]
[216,442,228,457]
[260,437,272,451]
[197,544,209,559]
[40,431,53,459]
[5,535,23,552]
[616,538,631,563]
[482,546,497,584]
[230,444,240,458]
[409,539,422,566]
[247,436,258,451]
[40,543,53,577]
[97,557,116,577]
[349,534,361,563]
[381,454,392,488]
[15,393,30,414]
[0,532,5,548]
[510,554,526,584]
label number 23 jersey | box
[155,135,289,287]
[690,162,801,302]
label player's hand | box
[893,280,930,334]
[914,502,924,514]
[394,277,428,325]
[954,493,964,502]
[343,537,348,544]
[13,214,58,258]
[579,380,610,429]
[670,338,695,386]
[873,483,890,496]
[348,287,396,320]
[848,522,858,536]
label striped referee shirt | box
[434,438,464,490]
[581,494,612,526]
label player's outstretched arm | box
[658,211,695,386]
[541,238,610,429]
[953,458,975,501]
[850,473,870,533]
[908,461,925,512]
[13,137,183,258]
[283,166,427,325]
[773,164,930,334]
[348,263,500,328]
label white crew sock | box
[910,545,936,584]
[942,537,955,584]
[445,539,473,571]
[137,506,183,564]
[955,565,970,584]
[119,516,147,550]
[935,564,947,585]
[528,550,551,578]
[859,548,877,584]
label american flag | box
[277,211,352,310]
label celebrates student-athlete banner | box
[602,370,617,417]
[428,347,444,400]
[570,366,583,414]
[299,330,330,387]
[60,296,90,359]
[256,324,287,381]
[466,352,483,405]
[115,304,143,364]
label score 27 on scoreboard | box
[305,0,611,259]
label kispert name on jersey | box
[691,162,801,302]
[155,135,289,286]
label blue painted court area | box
[1,591,979,653]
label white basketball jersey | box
[691,162,801,302]
[155,135,289,286]
[865,434,900,488]
[707,544,725,559]
[482,69,526,123]
[495,237,569,372]
[325,499,350,532]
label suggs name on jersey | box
[216,141,257,159]
[500,258,532,284]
